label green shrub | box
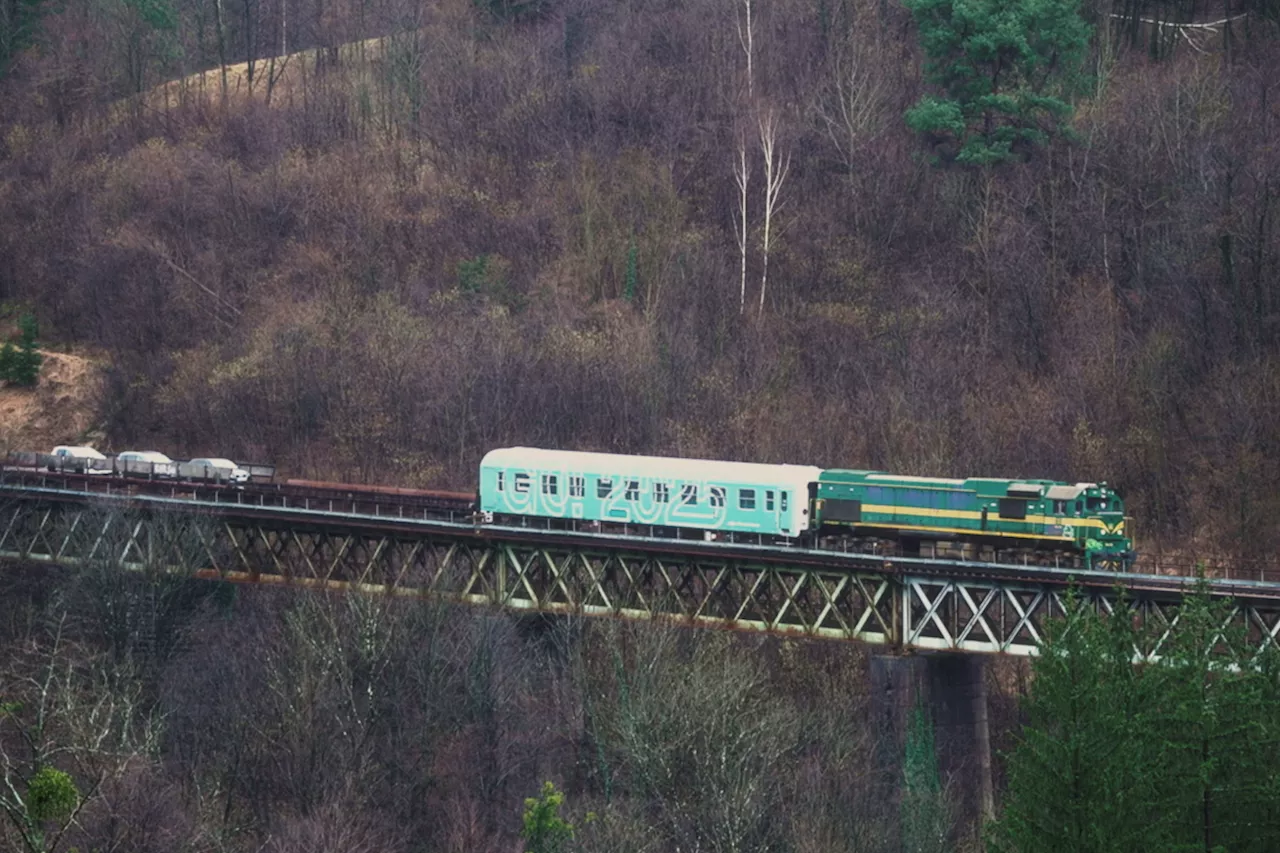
[521,781,574,853]
[27,766,79,823]
[0,313,43,386]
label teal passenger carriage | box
[479,448,821,539]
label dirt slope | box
[0,351,105,454]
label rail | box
[4,473,1280,658]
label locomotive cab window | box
[598,478,614,499]
[570,476,585,497]
[998,498,1028,520]
[514,473,531,494]
[541,474,558,496]
[739,488,757,510]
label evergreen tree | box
[521,781,574,853]
[624,236,638,304]
[0,0,46,77]
[0,341,15,383]
[903,0,1090,164]
[989,591,1161,853]
[993,584,1280,853]
[10,314,43,387]
[902,701,950,853]
[1144,580,1280,851]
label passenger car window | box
[709,486,726,508]
[541,474,558,496]
[655,483,670,503]
[598,478,614,499]
[680,484,698,505]
[739,489,757,510]
[496,471,505,492]
[514,473,531,494]
[625,480,640,501]
[570,476,585,497]
[765,490,775,511]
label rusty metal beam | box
[4,482,1280,658]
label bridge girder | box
[3,487,1280,659]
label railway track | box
[1,466,1272,583]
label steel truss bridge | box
[3,473,1280,659]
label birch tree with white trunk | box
[733,133,750,314]
[735,0,754,101]
[757,108,789,315]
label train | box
[10,444,1134,567]
[478,447,1135,568]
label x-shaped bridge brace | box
[4,488,1280,657]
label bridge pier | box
[870,653,994,839]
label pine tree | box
[0,341,15,384]
[8,314,43,387]
[989,591,1161,853]
[1144,580,1280,851]
[903,0,1090,165]
[993,584,1280,853]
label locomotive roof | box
[822,469,1106,500]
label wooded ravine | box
[2,0,1280,848]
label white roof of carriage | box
[481,447,821,486]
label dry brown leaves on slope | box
[0,351,105,454]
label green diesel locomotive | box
[813,470,1133,568]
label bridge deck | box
[3,471,1278,658]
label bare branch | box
[815,42,888,172]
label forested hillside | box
[4,2,1280,850]
[2,0,1278,558]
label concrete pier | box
[870,653,994,840]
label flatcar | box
[479,447,821,539]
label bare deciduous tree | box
[815,39,888,176]
[758,108,790,315]
[735,0,755,101]
[586,622,800,852]
[733,130,751,314]
[0,615,160,853]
